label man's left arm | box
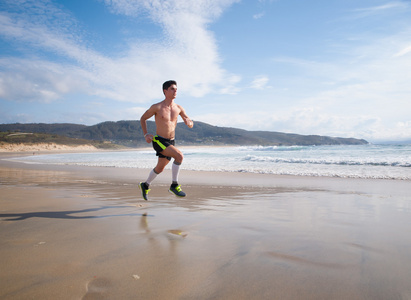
[179,105,194,128]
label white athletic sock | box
[145,169,158,186]
[172,161,181,184]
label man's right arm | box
[140,105,156,143]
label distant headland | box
[0,121,368,151]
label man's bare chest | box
[156,107,180,122]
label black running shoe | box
[169,184,186,197]
[139,182,150,201]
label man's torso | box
[154,101,181,139]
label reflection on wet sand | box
[2,157,411,299]
[265,251,352,269]
[139,212,188,239]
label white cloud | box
[99,0,242,98]
[250,76,269,90]
[0,0,241,103]
[394,44,411,57]
[219,75,242,94]
[354,1,409,16]
[195,24,411,141]
[104,0,238,20]
[253,12,265,19]
[119,106,147,120]
[0,58,92,102]
[265,22,411,140]
[194,106,410,142]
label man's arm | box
[179,105,194,128]
[140,105,156,143]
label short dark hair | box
[163,80,177,91]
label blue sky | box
[1,0,411,142]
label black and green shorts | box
[152,135,175,161]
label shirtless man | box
[139,80,194,200]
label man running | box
[139,80,194,200]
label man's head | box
[163,80,177,93]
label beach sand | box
[1,153,411,299]
[0,143,98,152]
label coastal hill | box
[0,121,368,147]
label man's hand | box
[144,134,153,143]
[185,118,194,128]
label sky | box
[1,0,411,142]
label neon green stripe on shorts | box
[153,136,167,150]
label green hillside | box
[0,121,368,147]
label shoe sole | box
[168,189,186,197]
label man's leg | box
[161,145,183,183]
[171,161,181,184]
[160,145,183,164]
[145,169,159,186]
[139,157,170,201]
[160,146,186,197]
[146,157,170,185]
[154,157,172,175]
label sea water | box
[8,144,411,180]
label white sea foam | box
[7,144,411,180]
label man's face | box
[164,84,177,99]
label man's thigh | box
[161,145,182,160]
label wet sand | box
[1,154,411,299]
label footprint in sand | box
[83,277,112,300]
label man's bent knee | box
[174,152,183,164]
[162,146,183,164]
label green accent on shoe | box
[169,184,186,197]
[139,182,150,201]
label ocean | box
[8,144,411,180]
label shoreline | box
[1,147,410,184]
[2,149,410,186]
[0,142,235,154]
[1,151,411,299]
